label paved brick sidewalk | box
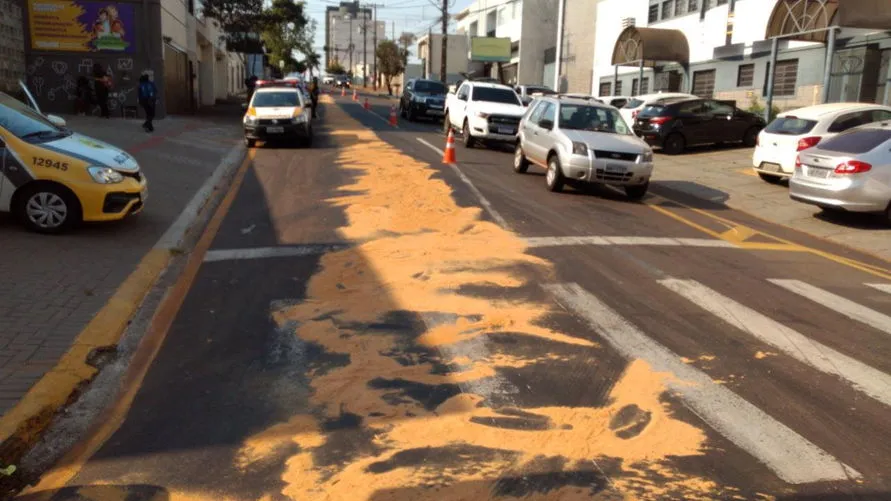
[0,105,243,415]
[652,145,891,261]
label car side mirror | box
[458,94,467,101]
[46,114,66,128]
[539,119,554,130]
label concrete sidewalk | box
[651,145,891,261]
[0,105,245,470]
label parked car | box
[242,84,313,148]
[0,81,147,233]
[633,97,765,154]
[322,75,335,85]
[513,95,654,198]
[399,79,447,121]
[444,81,526,148]
[597,95,631,109]
[753,103,891,184]
[619,92,696,129]
[790,122,891,224]
[516,84,555,105]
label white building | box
[591,0,891,113]
[454,0,523,84]
[325,1,386,83]
[417,34,469,83]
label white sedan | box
[752,102,891,183]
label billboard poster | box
[28,0,135,53]
[470,37,511,63]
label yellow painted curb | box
[0,248,171,447]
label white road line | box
[416,137,510,230]
[661,279,891,408]
[203,244,349,263]
[866,283,891,295]
[545,282,858,484]
[769,279,891,337]
[522,236,736,248]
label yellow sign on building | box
[470,37,511,62]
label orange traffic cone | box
[442,129,456,163]
[341,87,345,97]
[388,105,398,126]
[363,97,370,110]
[352,89,358,101]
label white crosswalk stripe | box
[545,282,859,484]
[661,279,891,408]
[768,279,891,337]
[865,283,891,295]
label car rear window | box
[472,87,521,105]
[637,104,666,117]
[817,128,891,154]
[764,116,818,135]
[623,99,644,109]
[415,81,446,93]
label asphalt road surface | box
[18,91,891,500]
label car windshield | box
[0,92,68,142]
[472,87,521,105]
[252,91,300,107]
[638,105,666,117]
[765,116,818,135]
[559,104,631,134]
[526,87,555,95]
[817,128,891,154]
[623,98,644,109]
[415,81,446,94]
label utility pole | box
[362,11,368,87]
[440,0,447,84]
[372,4,378,90]
[428,26,433,79]
[348,14,354,77]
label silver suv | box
[514,96,654,198]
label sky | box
[303,0,475,66]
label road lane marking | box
[768,279,891,337]
[545,282,858,484]
[203,244,351,262]
[416,137,510,229]
[866,283,891,295]
[661,279,891,408]
[719,225,760,243]
[523,236,736,248]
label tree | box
[398,32,416,67]
[200,0,267,47]
[304,52,321,78]
[261,0,311,75]
[376,40,405,95]
[327,61,346,75]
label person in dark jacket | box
[138,72,158,132]
[92,63,111,118]
[309,77,319,118]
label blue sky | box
[303,0,475,65]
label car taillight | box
[796,136,821,151]
[649,116,670,125]
[795,155,801,168]
[632,110,639,119]
[834,160,872,174]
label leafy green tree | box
[327,61,346,75]
[376,40,406,95]
[260,0,311,73]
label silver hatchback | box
[790,123,891,224]
[513,96,654,198]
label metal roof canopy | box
[611,27,690,67]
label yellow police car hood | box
[41,132,139,171]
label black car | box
[633,98,765,154]
[399,79,447,121]
[334,75,351,88]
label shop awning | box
[766,0,891,43]
[610,27,689,67]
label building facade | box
[0,0,26,94]
[325,0,385,82]
[592,0,891,113]
[455,0,522,85]
[417,33,468,84]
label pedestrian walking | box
[138,72,158,132]
[75,76,91,115]
[92,63,112,118]
[309,77,320,119]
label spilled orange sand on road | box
[239,98,743,499]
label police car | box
[0,81,147,233]
[243,82,313,148]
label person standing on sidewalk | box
[309,77,320,119]
[138,72,158,132]
[92,63,111,118]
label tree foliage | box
[397,32,416,67]
[376,40,406,95]
[260,0,314,74]
[326,61,346,75]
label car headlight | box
[572,142,588,156]
[88,166,124,184]
[412,95,427,103]
[639,151,654,163]
[244,114,258,125]
[292,114,307,124]
[474,111,490,119]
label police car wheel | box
[16,184,81,234]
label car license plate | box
[428,110,444,116]
[760,162,781,172]
[498,127,516,135]
[806,166,831,178]
[267,126,284,134]
[605,164,626,174]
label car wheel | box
[546,155,565,192]
[758,172,783,184]
[625,182,649,200]
[406,105,415,122]
[399,102,406,118]
[245,137,256,148]
[15,184,81,234]
[743,127,761,147]
[513,143,529,173]
[443,113,451,134]
[302,127,313,148]
[462,120,474,148]
[662,133,685,155]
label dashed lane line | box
[769,279,891,337]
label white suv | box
[444,82,526,148]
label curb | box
[0,142,247,488]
